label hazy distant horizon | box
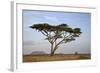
[22,10,91,55]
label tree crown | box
[30,23,82,34]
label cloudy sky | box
[22,10,91,55]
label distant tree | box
[75,52,78,55]
[30,23,82,56]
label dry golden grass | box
[23,54,91,62]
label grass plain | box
[23,54,91,62]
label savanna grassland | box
[23,54,91,62]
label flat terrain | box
[23,54,91,62]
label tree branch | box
[40,31,47,36]
[40,30,53,44]
[52,33,73,52]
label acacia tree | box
[30,23,82,56]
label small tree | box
[30,23,82,56]
[75,52,78,55]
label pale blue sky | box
[22,10,91,55]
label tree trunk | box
[50,44,58,56]
[50,51,55,56]
[50,43,54,56]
